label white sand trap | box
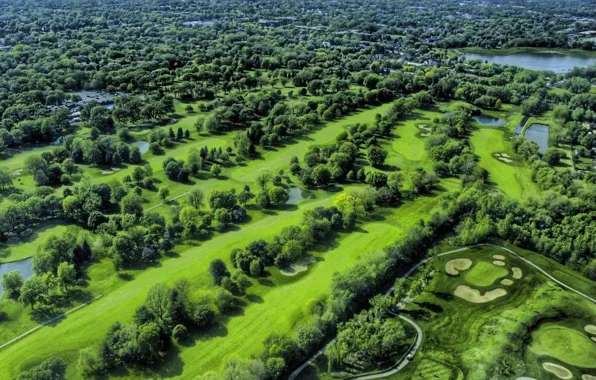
[512,267,523,279]
[493,255,506,260]
[280,256,315,276]
[498,157,513,163]
[516,377,537,380]
[100,170,113,175]
[11,169,23,176]
[501,279,513,286]
[584,325,596,335]
[592,337,596,343]
[493,260,506,266]
[445,258,473,275]
[494,153,502,157]
[582,375,596,380]
[420,133,430,137]
[454,285,507,303]
[542,362,572,379]
[418,124,431,131]
[501,153,511,158]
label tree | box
[255,171,272,190]
[1,270,23,298]
[121,193,144,217]
[144,283,172,326]
[193,304,216,328]
[77,348,102,377]
[367,146,388,168]
[312,165,331,186]
[158,186,170,202]
[15,358,66,380]
[211,164,222,178]
[366,171,388,189]
[268,186,289,206]
[209,259,230,285]
[543,148,566,167]
[57,262,76,291]
[209,190,237,210]
[0,166,13,189]
[19,276,48,309]
[172,324,188,341]
[188,188,204,209]
[132,166,145,184]
[137,322,164,363]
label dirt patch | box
[454,285,507,303]
[512,267,523,279]
[280,256,315,276]
[493,254,505,260]
[501,279,513,286]
[493,260,505,266]
[584,325,596,335]
[542,362,572,379]
[445,258,472,275]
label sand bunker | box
[516,378,537,380]
[501,279,513,286]
[498,157,513,163]
[420,133,430,137]
[584,325,596,335]
[418,124,431,131]
[501,153,511,158]
[100,170,114,175]
[454,285,507,303]
[11,169,23,176]
[592,337,596,343]
[542,362,572,379]
[445,258,472,275]
[582,375,596,380]
[493,260,506,266]
[280,256,315,276]
[493,255,505,260]
[512,267,523,279]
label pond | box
[525,124,549,153]
[0,258,33,297]
[288,187,314,204]
[473,114,504,127]
[444,111,504,127]
[515,115,530,135]
[104,103,114,110]
[463,52,596,73]
[130,141,149,154]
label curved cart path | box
[288,244,595,380]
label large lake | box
[463,52,596,73]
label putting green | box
[529,324,596,368]
[542,362,572,379]
[464,261,509,287]
[454,285,507,303]
[445,258,472,275]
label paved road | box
[288,244,596,380]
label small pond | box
[463,52,596,73]
[104,103,114,110]
[0,258,33,297]
[473,114,504,127]
[288,187,314,204]
[130,141,149,154]
[525,124,549,153]
[515,115,530,135]
[444,111,504,127]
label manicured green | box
[413,359,453,379]
[463,261,509,287]
[528,323,596,368]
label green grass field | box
[463,261,509,287]
[528,322,596,368]
[412,359,452,379]
[396,245,596,380]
